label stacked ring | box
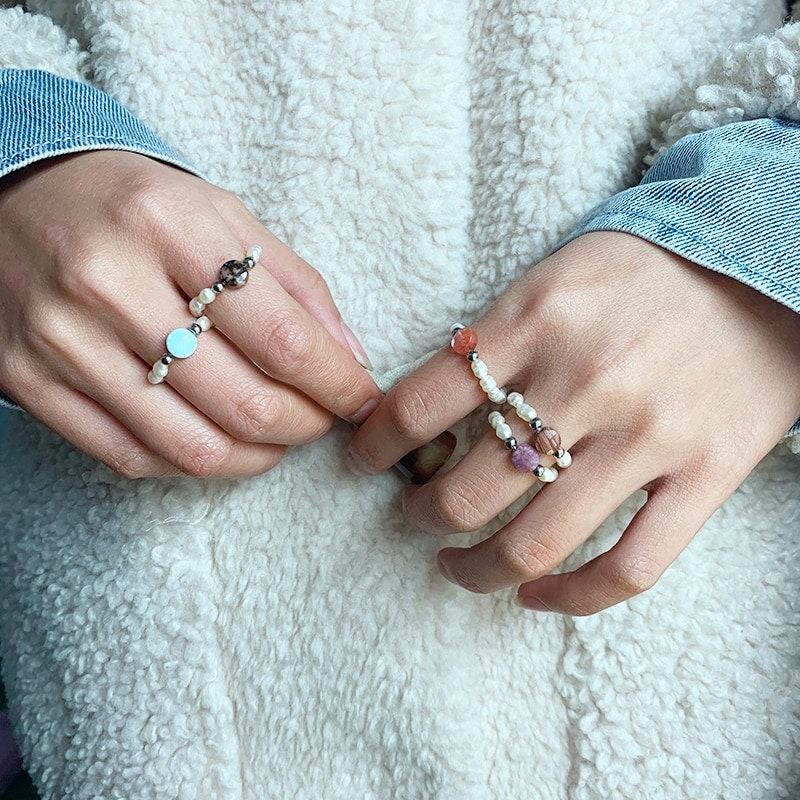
[147,245,262,384]
[450,323,572,482]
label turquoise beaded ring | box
[148,246,262,384]
[450,323,572,483]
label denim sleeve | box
[561,116,800,437]
[0,68,202,410]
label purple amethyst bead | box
[510,443,539,472]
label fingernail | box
[340,321,373,371]
[516,594,554,612]
[349,397,379,426]
[394,430,457,485]
[347,449,374,476]
[437,552,458,586]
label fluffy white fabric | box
[1,1,798,798]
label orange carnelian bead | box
[451,327,478,356]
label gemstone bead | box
[219,259,249,288]
[166,328,199,359]
[451,327,478,356]
[511,444,539,472]
[535,429,561,455]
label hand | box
[0,151,381,477]
[348,232,800,615]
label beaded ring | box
[147,245,262,384]
[450,323,572,482]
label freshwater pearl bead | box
[247,245,262,262]
[152,361,169,379]
[507,392,524,408]
[479,376,497,392]
[487,388,507,403]
[538,466,559,483]
[189,298,205,317]
[196,315,212,332]
[488,411,503,428]
[147,370,164,385]
[496,423,513,440]
[198,288,216,304]
[471,359,489,379]
[516,403,536,422]
[555,450,572,469]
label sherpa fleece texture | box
[0,2,799,798]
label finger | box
[213,198,372,367]
[56,333,287,478]
[435,441,657,595]
[402,408,586,535]
[119,279,334,446]
[349,322,524,474]
[167,240,382,424]
[15,376,180,478]
[515,473,727,616]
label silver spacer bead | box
[467,350,479,362]
[554,448,565,459]
[450,323,465,335]
[212,281,225,294]
[504,437,517,450]
[189,323,202,335]
[533,465,545,478]
[160,354,174,366]
[530,417,544,431]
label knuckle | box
[229,389,283,441]
[175,433,231,477]
[433,482,488,532]
[115,173,179,232]
[606,555,661,598]
[385,380,439,442]
[104,445,153,480]
[494,537,558,583]
[262,312,315,372]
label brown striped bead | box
[534,428,561,455]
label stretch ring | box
[147,245,262,384]
[450,323,572,482]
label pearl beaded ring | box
[450,323,572,482]
[147,245,262,384]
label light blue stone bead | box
[166,328,198,359]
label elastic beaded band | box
[148,245,262,384]
[488,411,559,482]
[450,323,572,480]
[450,324,507,404]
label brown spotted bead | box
[534,428,561,455]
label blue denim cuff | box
[0,68,200,180]
[562,117,800,438]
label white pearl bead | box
[147,371,164,385]
[517,404,537,422]
[189,298,205,317]
[538,466,558,483]
[153,361,169,379]
[488,388,507,404]
[507,392,524,408]
[496,423,513,440]
[247,245,262,263]
[471,359,489,379]
[450,323,465,336]
[196,315,213,332]
[480,376,497,392]
[555,451,572,469]
[488,411,503,428]
[199,287,216,304]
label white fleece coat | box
[0,1,799,798]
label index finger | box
[171,240,382,424]
[349,322,519,474]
